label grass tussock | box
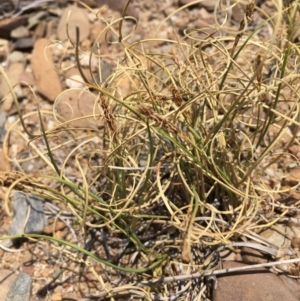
[1,0,300,299]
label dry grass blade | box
[1,0,300,300]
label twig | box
[14,0,55,17]
[90,257,300,299]
[0,243,23,253]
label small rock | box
[43,221,67,235]
[5,272,32,301]
[292,237,300,247]
[65,74,84,89]
[231,3,247,22]
[7,63,24,98]
[54,285,63,293]
[54,228,69,240]
[14,38,35,50]
[10,26,30,39]
[81,38,92,51]
[289,145,300,159]
[198,7,212,19]
[54,88,103,128]
[51,292,62,301]
[19,71,36,87]
[284,167,300,186]
[31,38,62,102]
[57,6,90,44]
[259,224,292,251]
[0,16,28,39]
[79,53,98,69]
[268,124,292,147]
[64,67,93,85]
[8,51,25,64]
[0,62,25,112]
[7,192,48,246]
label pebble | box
[10,26,30,39]
[31,38,62,102]
[79,53,98,69]
[54,285,63,293]
[5,272,32,301]
[65,74,84,89]
[259,224,292,250]
[51,292,62,301]
[54,228,69,240]
[19,70,36,87]
[8,51,25,64]
[54,88,103,128]
[43,221,67,235]
[14,38,35,50]
[284,167,300,186]
[231,3,246,22]
[0,16,28,39]
[0,61,25,112]
[7,192,48,246]
[57,6,90,44]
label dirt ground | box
[1,1,299,301]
